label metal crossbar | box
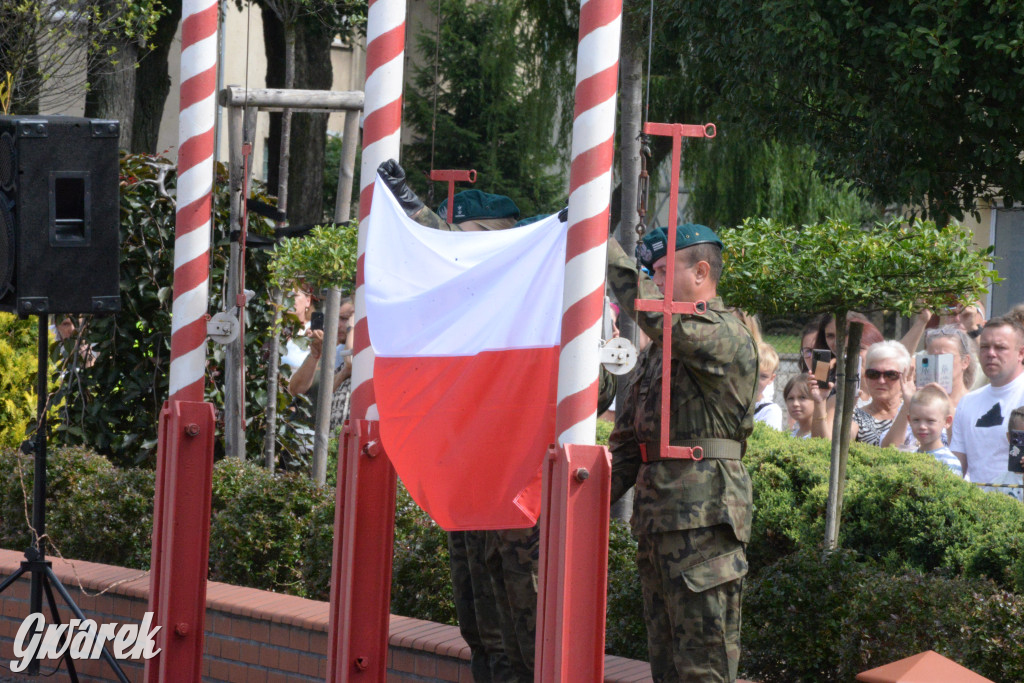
[634,122,716,460]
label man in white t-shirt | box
[950,317,1024,486]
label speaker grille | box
[0,199,13,297]
[0,133,13,191]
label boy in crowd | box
[908,386,961,476]
[754,342,784,430]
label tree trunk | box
[824,316,863,548]
[131,0,183,154]
[616,23,644,357]
[835,322,863,520]
[84,15,137,150]
[263,11,332,226]
[285,18,333,226]
[261,19,297,471]
[262,5,284,192]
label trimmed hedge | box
[4,429,1024,675]
[743,547,1024,682]
[745,424,1024,592]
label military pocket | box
[680,547,748,593]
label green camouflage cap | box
[438,189,520,223]
[635,224,722,270]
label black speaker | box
[0,115,121,315]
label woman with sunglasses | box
[851,341,914,446]
[813,340,913,444]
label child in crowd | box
[754,342,784,430]
[908,386,961,477]
[784,374,815,438]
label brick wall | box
[0,549,656,682]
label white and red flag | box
[365,176,568,530]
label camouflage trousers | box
[636,525,747,683]
[448,526,539,682]
[448,530,509,681]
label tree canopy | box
[661,0,1024,224]
[403,0,566,217]
[718,217,997,318]
[0,0,165,114]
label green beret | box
[438,190,520,223]
[635,224,722,270]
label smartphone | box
[812,349,832,389]
[310,312,324,331]
[1009,431,1024,474]
[916,353,954,393]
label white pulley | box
[207,311,239,345]
[599,337,637,375]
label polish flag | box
[365,176,567,530]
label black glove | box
[557,205,568,222]
[377,159,426,218]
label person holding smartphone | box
[813,340,913,446]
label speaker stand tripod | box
[0,315,130,683]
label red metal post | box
[634,122,716,460]
[535,444,612,682]
[326,420,398,681]
[429,169,477,222]
[145,400,216,683]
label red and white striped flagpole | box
[555,0,623,446]
[350,0,407,421]
[169,0,218,402]
[326,1,405,679]
[537,4,622,676]
[146,1,218,680]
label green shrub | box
[0,446,153,568]
[0,313,39,449]
[604,519,644,659]
[742,547,1024,682]
[208,459,331,596]
[390,485,456,625]
[744,424,1024,592]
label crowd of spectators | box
[755,303,1024,502]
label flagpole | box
[555,0,622,446]
[327,1,405,679]
[349,0,407,421]
[146,0,219,679]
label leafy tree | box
[0,0,164,118]
[660,0,1024,224]
[682,136,880,229]
[269,221,358,484]
[719,217,997,547]
[403,0,565,217]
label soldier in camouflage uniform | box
[606,224,758,683]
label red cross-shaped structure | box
[430,168,477,220]
[634,121,717,462]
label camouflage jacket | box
[412,207,480,231]
[605,238,758,541]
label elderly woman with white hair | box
[850,340,914,446]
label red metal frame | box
[429,169,477,221]
[535,443,612,682]
[634,121,716,460]
[145,400,216,683]
[326,419,398,681]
